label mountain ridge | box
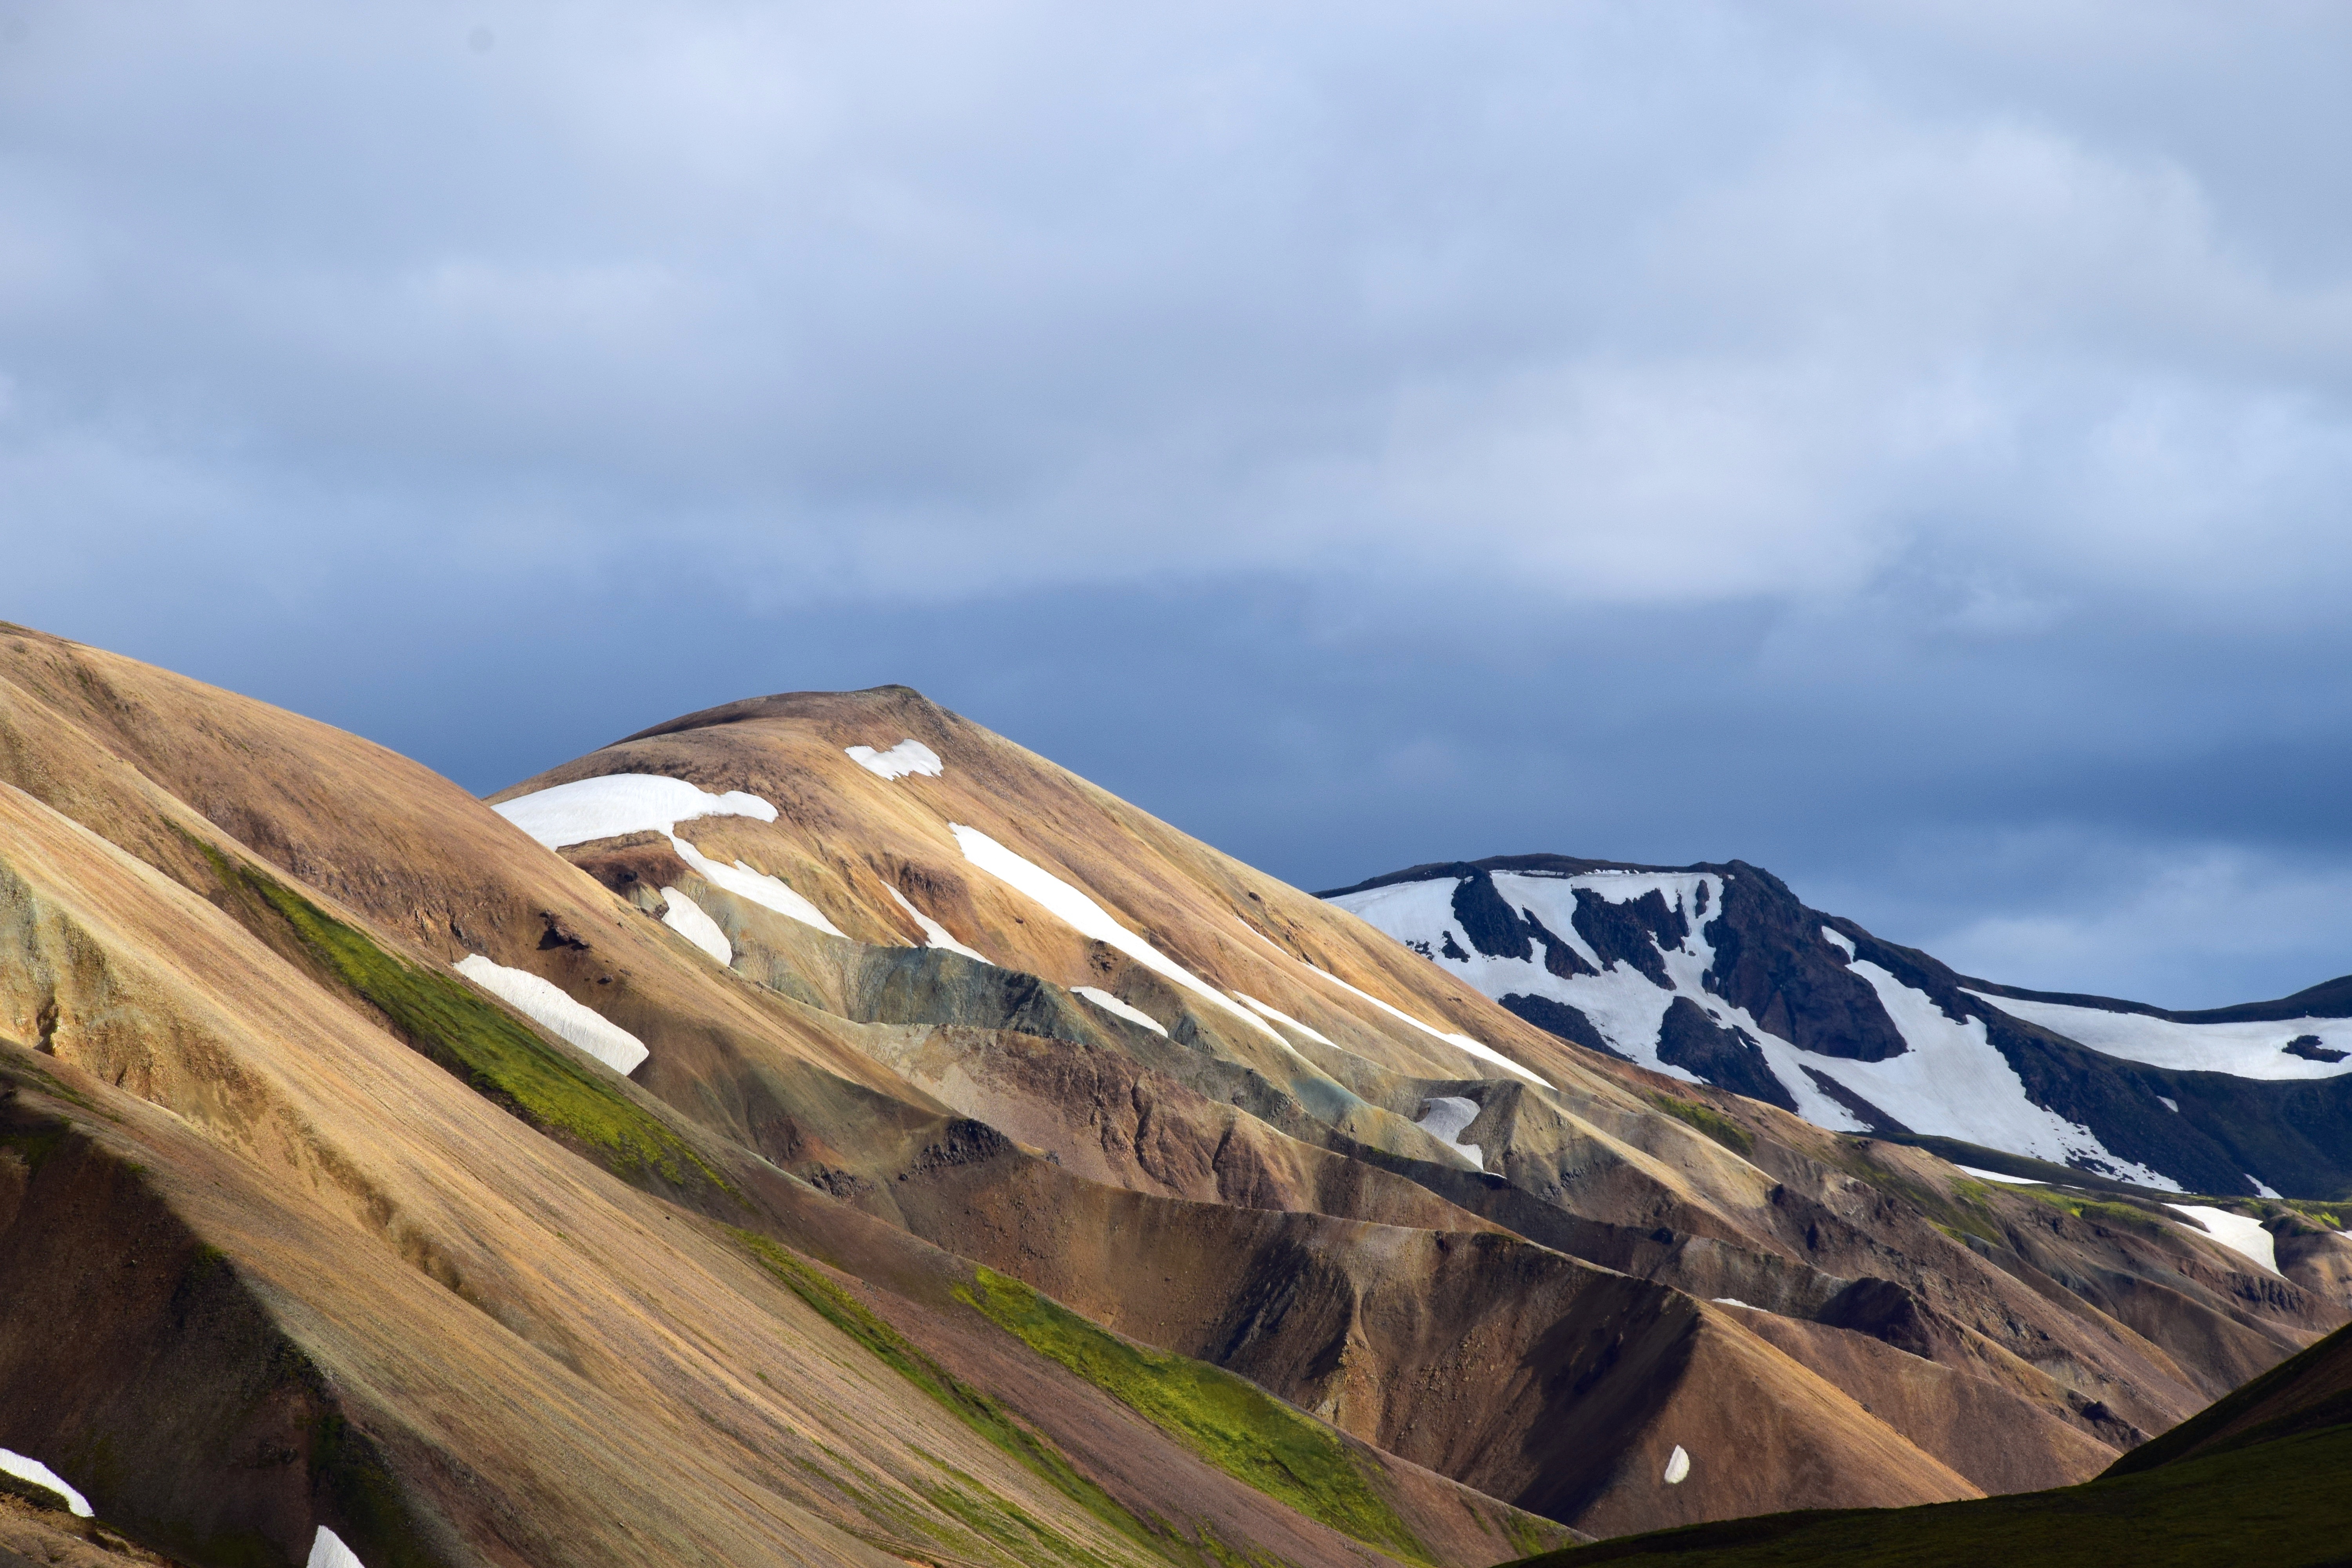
[4,623,2348,1564]
[1324,853,2352,1199]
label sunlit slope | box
[0,627,1575,1564]
[1,622,2344,1555]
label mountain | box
[3,624,2350,1564]
[1322,855,2352,1200]
[1503,1317,2352,1567]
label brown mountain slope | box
[0,623,2337,1561]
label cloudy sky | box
[6,2,2351,1005]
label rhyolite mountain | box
[1324,856,2352,1201]
[4,624,2351,1568]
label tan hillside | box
[0,623,2341,1565]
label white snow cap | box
[454,955,650,1075]
[846,739,944,780]
[494,773,776,850]
[1073,986,1169,1037]
[659,887,732,966]
[0,1449,92,1517]
[1414,1095,1485,1170]
[1662,1445,1691,1484]
[308,1526,368,1568]
[2166,1204,2282,1276]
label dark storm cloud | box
[5,2,2351,1007]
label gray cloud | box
[5,2,2350,1007]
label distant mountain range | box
[1322,856,2352,1199]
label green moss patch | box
[956,1265,1428,1564]
[192,838,726,1195]
[1649,1094,1754,1157]
[732,1232,1171,1568]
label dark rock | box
[2284,1035,2348,1064]
[1570,887,1684,988]
[1654,996,1797,1111]
[1801,1067,1913,1135]
[1499,994,1630,1060]
[1452,869,1532,961]
[1699,867,1908,1062]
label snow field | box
[493,773,843,938]
[1413,1095,1485,1169]
[885,886,992,964]
[1332,869,2172,1185]
[1972,993,2352,1081]
[950,825,1290,1047]
[1072,987,1169,1037]
[1231,991,1337,1047]
[453,955,650,1075]
[1952,1164,2045,1186]
[2164,1205,2281,1276]
[494,774,775,849]
[0,1449,91,1517]
[659,887,732,966]
[309,1527,367,1568]
[846,739,944,780]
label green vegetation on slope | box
[731,1231,1185,1568]
[956,1265,1430,1564]
[190,837,727,1194]
[1503,1418,2352,1567]
[1648,1094,1753,1157]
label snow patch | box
[0,1450,91,1517]
[453,955,650,1075]
[2250,1174,2285,1199]
[1953,1164,2043,1185]
[668,836,846,938]
[1413,1095,1485,1169]
[1072,987,1168,1037]
[846,739,944,780]
[1230,992,1336,1047]
[949,825,1288,1047]
[308,1526,367,1568]
[659,887,731,966]
[1820,926,1856,959]
[1971,992,2352,1082]
[1711,1298,1757,1309]
[2157,1096,2180,1113]
[1294,960,1552,1087]
[886,886,991,964]
[493,773,841,938]
[2165,1204,2281,1276]
[494,773,775,849]
[1662,1446,1691,1485]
